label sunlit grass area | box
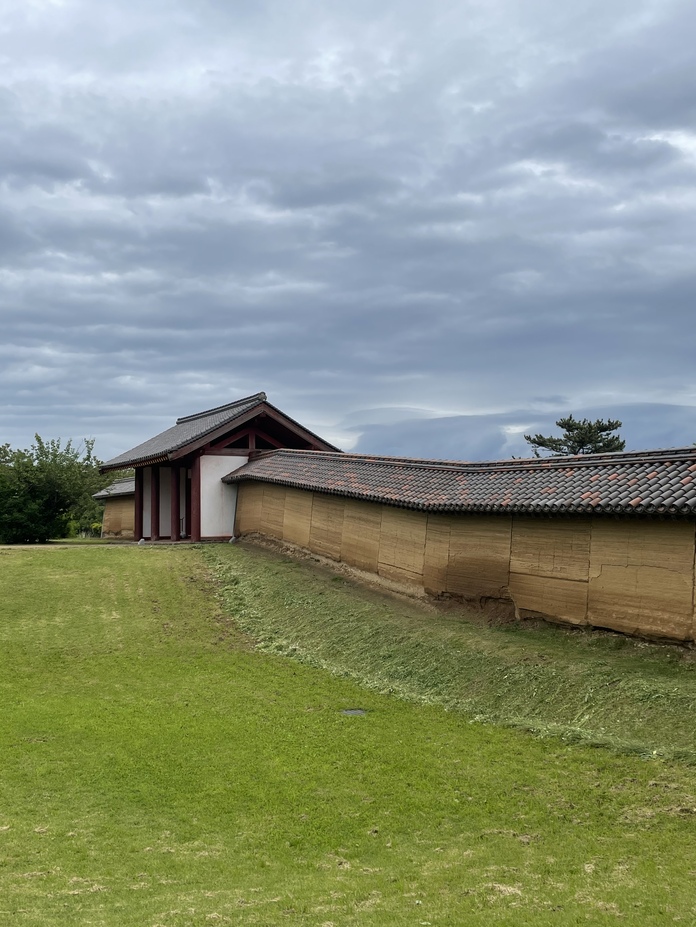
[1,545,694,925]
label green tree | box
[69,466,134,537]
[524,415,626,457]
[0,436,109,543]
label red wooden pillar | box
[190,456,201,542]
[185,470,192,539]
[170,467,181,541]
[150,467,160,541]
[134,468,144,540]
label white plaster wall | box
[159,468,171,535]
[200,456,247,538]
[142,468,151,538]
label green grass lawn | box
[0,545,695,926]
[204,542,696,762]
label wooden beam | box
[252,427,284,449]
[190,457,201,542]
[150,467,160,541]
[167,402,339,459]
[134,468,144,540]
[185,469,192,539]
[208,427,253,450]
[253,404,331,449]
[205,426,283,452]
[170,466,181,541]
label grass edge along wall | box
[234,482,696,642]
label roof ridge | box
[176,392,266,424]
[226,445,696,517]
[254,445,696,472]
[250,448,468,466]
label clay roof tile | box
[223,445,696,517]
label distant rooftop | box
[223,445,696,517]
[93,476,136,500]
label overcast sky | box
[2,0,696,462]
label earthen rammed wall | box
[101,496,135,539]
[235,482,696,642]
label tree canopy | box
[0,436,120,543]
[524,415,626,457]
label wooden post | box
[150,467,160,541]
[170,467,181,541]
[185,470,192,539]
[190,456,201,541]
[134,468,144,540]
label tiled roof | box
[102,393,268,470]
[102,393,341,471]
[92,477,135,500]
[223,446,696,517]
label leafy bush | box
[0,436,108,543]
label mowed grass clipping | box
[0,547,692,926]
[205,541,696,761]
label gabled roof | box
[101,392,340,471]
[92,477,136,500]
[223,446,696,517]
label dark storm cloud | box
[2,0,696,459]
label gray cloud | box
[1,0,695,460]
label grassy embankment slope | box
[0,543,694,926]
[205,542,696,761]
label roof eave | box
[100,452,170,473]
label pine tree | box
[524,415,626,457]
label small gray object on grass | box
[138,538,146,545]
